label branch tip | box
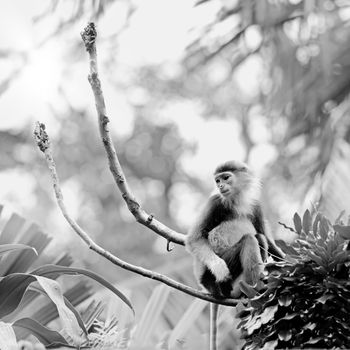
[34,122,50,153]
[81,22,97,52]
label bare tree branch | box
[33,121,241,307]
[80,22,185,246]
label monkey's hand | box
[209,258,231,282]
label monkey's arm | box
[252,204,285,260]
[186,195,230,282]
[186,235,230,281]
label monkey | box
[186,160,285,299]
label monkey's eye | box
[215,178,220,184]
[223,175,230,181]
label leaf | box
[302,210,312,234]
[316,294,334,304]
[278,329,292,341]
[307,251,325,266]
[332,250,349,265]
[335,210,345,225]
[36,276,86,346]
[319,217,330,240]
[245,316,263,335]
[275,240,298,256]
[262,340,278,350]
[30,264,134,315]
[260,305,278,324]
[13,318,69,347]
[0,244,37,257]
[29,284,88,337]
[234,301,247,316]
[304,322,316,331]
[313,213,322,235]
[278,313,298,322]
[278,294,292,307]
[0,321,17,350]
[293,213,302,234]
[239,280,257,298]
[305,337,323,345]
[0,273,37,317]
[333,225,350,240]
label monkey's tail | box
[210,302,219,350]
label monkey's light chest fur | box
[208,218,256,256]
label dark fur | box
[186,161,285,299]
[214,161,248,174]
[200,203,268,298]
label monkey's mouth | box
[220,189,230,195]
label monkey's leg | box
[218,239,243,297]
[210,303,219,350]
[239,235,264,285]
[200,268,226,298]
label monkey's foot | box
[219,280,233,298]
[210,259,230,282]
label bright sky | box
[0,0,275,231]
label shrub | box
[237,210,350,349]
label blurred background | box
[1,0,350,346]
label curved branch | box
[34,122,241,307]
[80,23,185,246]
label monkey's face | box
[215,169,252,197]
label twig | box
[278,221,297,234]
[80,22,185,246]
[34,122,242,307]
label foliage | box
[236,210,350,349]
[0,205,133,349]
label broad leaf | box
[0,273,37,317]
[0,244,37,257]
[13,318,69,347]
[36,276,86,346]
[0,321,17,350]
[30,264,134,314]
[29,285,88,337]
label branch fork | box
[34,22,243,307]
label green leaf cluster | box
[237,210,350,349]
